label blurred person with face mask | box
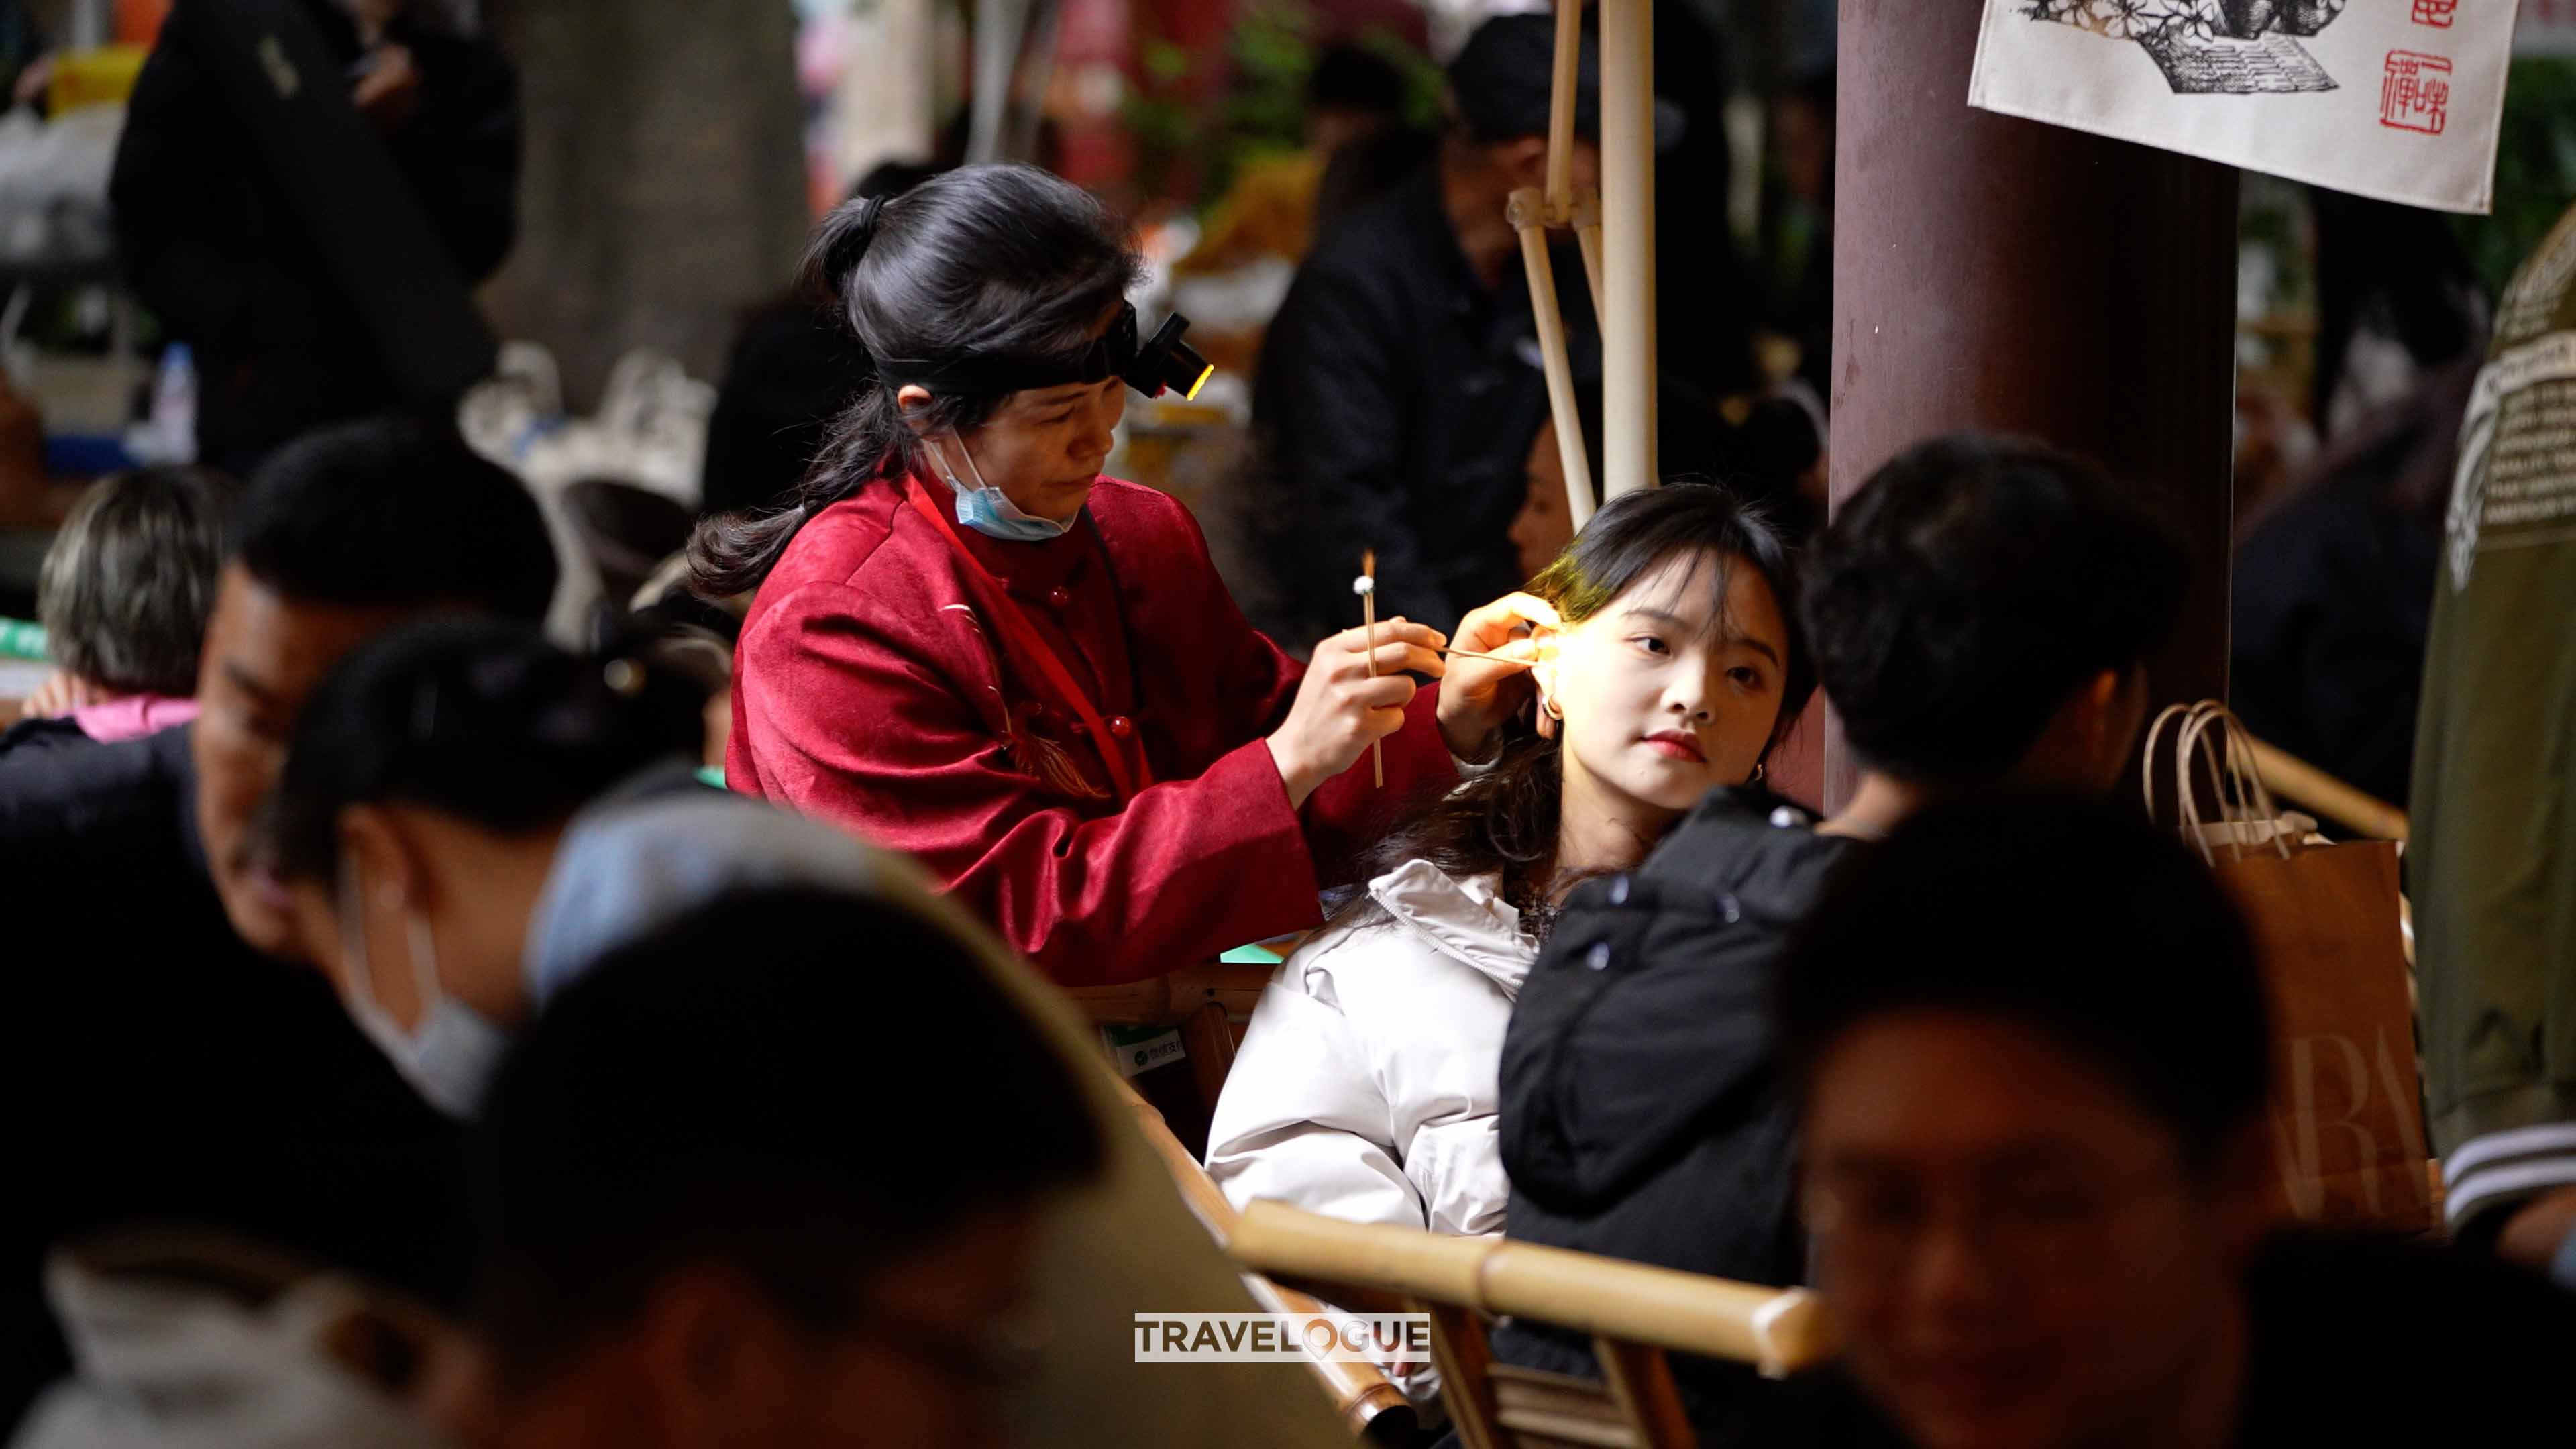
[243,618,1379,1449]
[0,416,555,1432]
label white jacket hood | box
[1207,859,1538,1264]
[1363,860,1534,999]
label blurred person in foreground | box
[449,888,1103,1449]
[110,0,518,471]
[1774,794,2576,1448]
[0,417,555,1432]
[239,618,1364,1448]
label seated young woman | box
[1203,482,1811,1238]
[694,164,1543,989]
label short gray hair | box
[36,467,241,698]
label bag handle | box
[2144,700,2292,866]
[2140,702,2196,825]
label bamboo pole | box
[2245,737,2410,842]
[1361,549,1383,787]
[1230,1199,1833,1378]
[1598,0,1658,497]
[1510,188,1597,532]
[1544,0,1583,216]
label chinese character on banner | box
[2383,50,2453,134]
[2412,0,2457,26]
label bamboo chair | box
[1227,1201,1834,1449]
[2242,735,2409,843]
[1068,941,1301,1152]
[1112,1080,1414,1440]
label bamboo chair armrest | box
[1230,1199,1837,1378]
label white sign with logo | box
[1968,1,2518,214]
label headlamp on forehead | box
[875,302,1213,403]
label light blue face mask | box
[339,859,512,1120]
[926,431,1077,543]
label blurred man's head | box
[1780,794,2273,1449]
[1801,434,2188,795]
[463,888,1103,1449]
[195,415,555,957]
[1442,14,1602,201]
[1307,40,1410,156]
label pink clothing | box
[72,695,199,743]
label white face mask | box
[925,429,1075,543]
[339,855,510,1120]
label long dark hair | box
[1353,482,1814,940]
[689,165,1144,598]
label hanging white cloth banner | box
[1967,1,2516,215]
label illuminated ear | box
[1532,649,1562,741]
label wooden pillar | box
[1817,0,2237,812]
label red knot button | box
[1106,716,1134,739]
[1046,586,1073,608]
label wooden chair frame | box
[1227,1200,1833,1449]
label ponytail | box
[260,616,710,885]
[687,165,1144,601]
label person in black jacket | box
[1772,794,2576,1449]
[109,0,519,472]
[1246,14,1601,645]
[1490,434,2190,1437]
[0,417,556,1432]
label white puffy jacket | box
[1205,860,1535,1238]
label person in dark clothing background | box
[1491,434,2188,1439]
[1771,794,2576,1449]
[698,156,947,522]
[0,417,557,1432]
[109,0,519,472]
[1246,13,1602,647]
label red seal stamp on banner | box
[2411,0,2457,26]
[2380,50,2452,134]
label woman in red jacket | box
[692,165,1543,986]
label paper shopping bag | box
[2211,837,2434,1233]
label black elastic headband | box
[874,303,1212,402]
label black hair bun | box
[809,194,888,307]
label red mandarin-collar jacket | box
[728,472,1457,985]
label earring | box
[1543,698,1564,720]
[1748,760,1767,785]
